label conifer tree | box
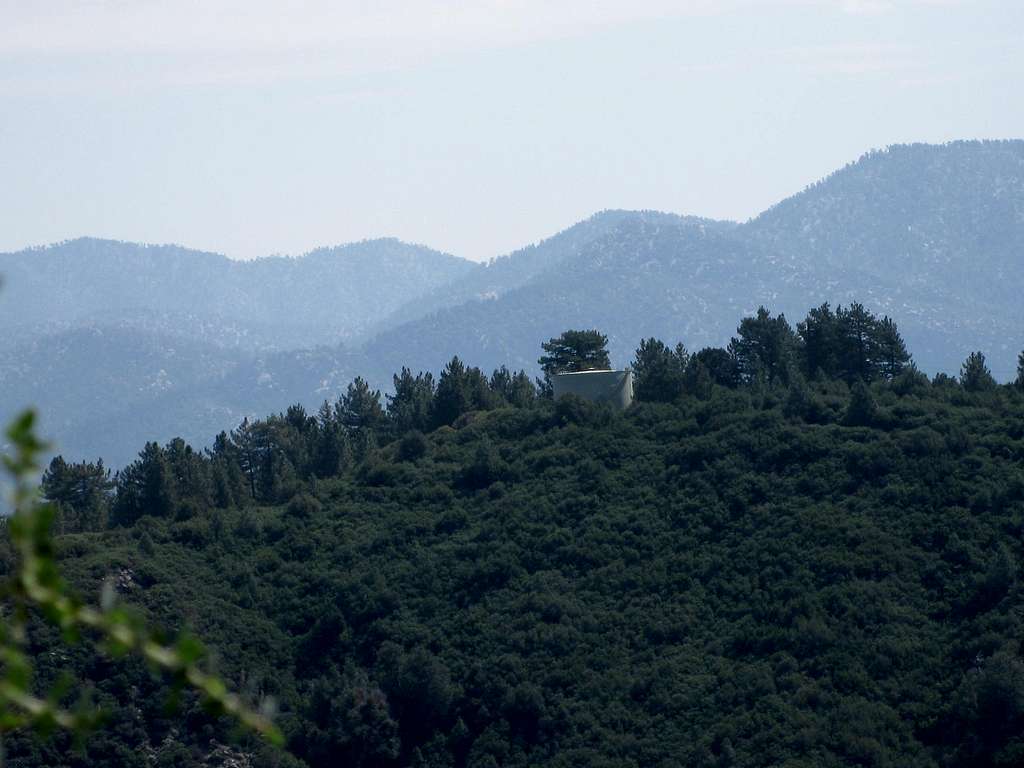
[797,303,841,379]
[729,307,795,384]
[687,347,739,389]
[507,370,537,408]
[208,430,248,506]
[875,316,912,380]
[388,368,436,435]
[165,437,212,509]
[339,377,386,433]
[41,456,113,533]
[960,351,996,392]
[538,330,611,385]
[111,441,176,525]
[632,338,687,402]
[312,401,348,478]
[432,356,472,428]
[836,302,880,382]
[231,418,263,500]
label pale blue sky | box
[0,1,1021,261]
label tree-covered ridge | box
[4,140,1023,469]
[6,306,1024,766]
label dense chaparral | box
[4,305,1024,766]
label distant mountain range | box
[2,139,1022,467]
[362,141,1024,381]
[0,237,472,351]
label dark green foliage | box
[339,377,386,433]
[632,338,687,402]
[796,302,912,383]
[538,329,611,380]
[432,357,475,428]
[876,315,912,379]
[1017,351,1024,390]
[41,455,113,533]
[110,442,177,526]
[687,347,739,390]
[12,308,1024,767]
[844,380,877,426]
[796,302,841,378]
[388,368,436,434]
[396,430,429,462]
[286,493,322,519]
[488,366,536,409]
[961,351,997,392]
[729,306,795,384]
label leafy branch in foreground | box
[0,410,282,750]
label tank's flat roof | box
[553,369,628,376]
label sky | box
[0,0,1021,262]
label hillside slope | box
[0,327,363,466]
[10,376,1024,767]
[745,140,1024,373]
[362,140,1024,379]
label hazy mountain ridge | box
[0,326,363,465]
[747,140,1024,302]
[364,140,1024,378]
[0,236,473,350]
[2,140,1022,465]
[360,214,789,375]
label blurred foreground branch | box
[0,410,282,756]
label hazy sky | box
[1,1,1021,261]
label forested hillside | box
[7,307,1024,767]
[2,140,1022,469]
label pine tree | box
[465,366,499,412]
[41,456,113,533]
[432,357,472,428]
[489,366,513,403]
[165,437,212,509]
[313,402,350,478]
[686,347,739,390]
[632,338,687,402]
[208,430,248,506]
[874,316,912,380]
[231,418,264,500]
[960,351,996,392]
[728,307,795,384]
[797,303,841,379]
[1016,351,1024,390]
[538,330,611,386]
[111,442,176,525]
[836,302,881,382]
[339,377,386,433]
[507,370,537,408]
[388,369,436,435]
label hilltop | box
[7,308,1024,767]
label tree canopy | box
[6,305,1024,767]
[538,329,611,379]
